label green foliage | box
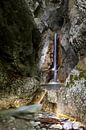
[79,71,86,80]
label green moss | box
[66,82,74,88]
[66,82,70,88]
[66,74,76,88]
[73,75,78,80]
[76,64,81,70]
[66,69,86,88]
[79,71,86,80]
[66,72,81,88]
[84,81,86,87]
[70,74,79,81]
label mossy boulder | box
[0,76,40,109]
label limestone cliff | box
[0,0,86,126]
[0,0,41,102]
[36,0,86,82]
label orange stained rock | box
[57,33,62,67]
[57,33,69,83]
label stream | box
[0,104,85,130]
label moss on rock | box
[79,71,86,80]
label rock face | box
[46,67,86,125]
[0,77,40,109]
[58,70,86,125]
[30,0,86,125]
[61,0,86,80]
[37,0,86,82]
[0,0,40,77]
[0,0,85,87]
[69,0,86,57]
[0,0,41,103]
[0,0,86,127]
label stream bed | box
[0,109,85,130]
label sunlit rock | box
[73,121,82,129]
[50,124,63,129]
[63,121,73,130]
[0,77,40,109]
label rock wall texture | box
[0,0,85,90]
[46,66,86,125]
[0,0,41,101]
[37,0,86,82]
[28,0,86,125]
[0,0,41,77]
[41,59,86,125]
[0,0,86,126]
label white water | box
[53,33,57,82]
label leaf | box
[38,117,62,124]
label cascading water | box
[53,33,57,82]
[41,33,62,90]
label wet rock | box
[38,0,86,83]
[63,121,73,130]
[30,121,40,126]
[50,124,63,129]
[38,29,54,82]
[38,29,53,70]
[73,122,81,129]
[0,111,85,130]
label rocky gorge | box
[0,0,86,129]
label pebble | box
[63,121,73,130]
[30,121,40,126]
[72,121,81,129]
[50,124,63,129]
[42,128,46,130]
[11,112,85,130]
[12,128,16,130]
[28,113,85,130]
[35,113,43,118]
[35,125,40,129]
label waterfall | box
[53,33,58,82]
[41,33,61,90]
